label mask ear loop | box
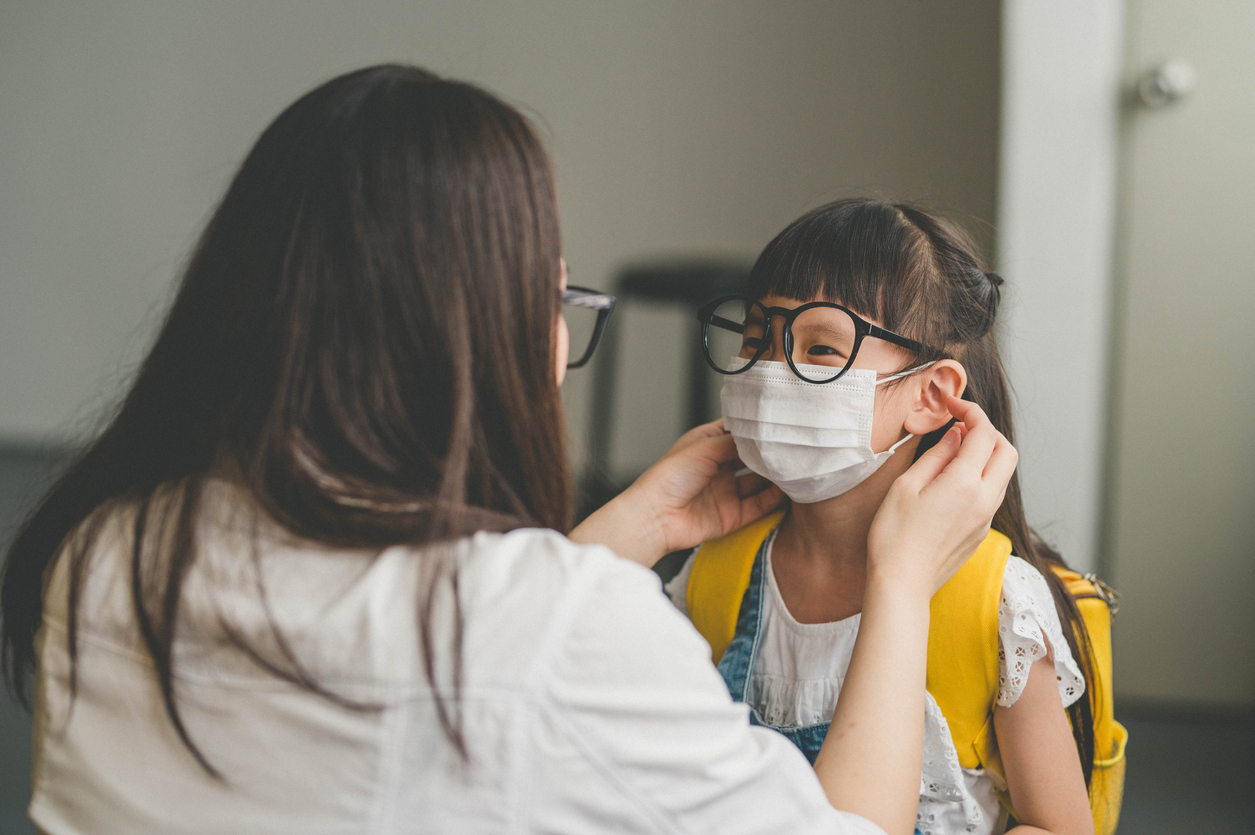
[873,360,937,386]
[872,361,939,456]
[883,430,918,457]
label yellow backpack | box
[686,511,1128,835]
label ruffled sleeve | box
[996,556,1086,708]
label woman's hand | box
[569,420,784,567]
[866,395,1019,599]
[815,396,1018,835]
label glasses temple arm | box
[866,323,936,356]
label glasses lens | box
[705,298,768,372]
[788,306,858,382]
[563,302,600,366]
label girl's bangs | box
[747,201,927,337]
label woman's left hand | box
[569,420,785,567]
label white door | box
[1107,0,1255,708]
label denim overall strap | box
[715,533,770,703]
[716,532,832,765]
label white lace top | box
[665,534,1085,835]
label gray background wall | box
[0,0,1001,476]
[0,5,999,827]
[997,0,1122,576]
[1106,0,1255,709]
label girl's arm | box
[814,396,1018,835]
[994,651,1095,835]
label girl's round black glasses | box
[696,294,940,384]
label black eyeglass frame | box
[696,294,942,383]
[562,285,616,369]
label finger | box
[945,397,998,443]
[898,426,962,491]
[980,433,1019,490]
[944,395,985,425]
[944,398,998,475]
[666,419,730,455]
[737,483,786,526]
[735,470,772,498]
[944,398,1000,447]
[686,431,742,467]
[686,418,727,439]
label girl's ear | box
[903,360,967,436]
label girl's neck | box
[777,447,913,568]
[771,445,916,623]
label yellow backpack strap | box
[925,529,1012,770]
[686,510,787,664]
[1050,566,1128,835]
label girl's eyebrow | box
[798,323,853,340]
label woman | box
[1,65,1016,835]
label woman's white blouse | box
[665,535,1085,835]
[30,483,884,835]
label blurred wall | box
[0,0,1001,480]
[1106,0,1255,709]
[997,0,1123,575]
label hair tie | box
[985,271,1004,287]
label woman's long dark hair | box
[749,198,1100,786]
[1,64,570,772]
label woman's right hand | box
[866,395,1019,599]
[815,396,1018,835]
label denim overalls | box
[716,531,925,835]
[716,531,831,764]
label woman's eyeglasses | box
[562,285,616,369]
[696,295,940,383]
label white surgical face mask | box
[720,357,933,504]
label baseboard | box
[1116,697,1255,725]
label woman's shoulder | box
[44,489,666,688]
[467,525,670,595]
[467,526,649,582]
[457,526,666,621]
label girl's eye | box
[807,345,841,357]
[744,337,767,351]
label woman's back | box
[31,480,874,834]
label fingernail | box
[941,428,959,445]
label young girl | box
[668,199,1124,835]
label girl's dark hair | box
[749,197,1100,786]
[1,64,569,772]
